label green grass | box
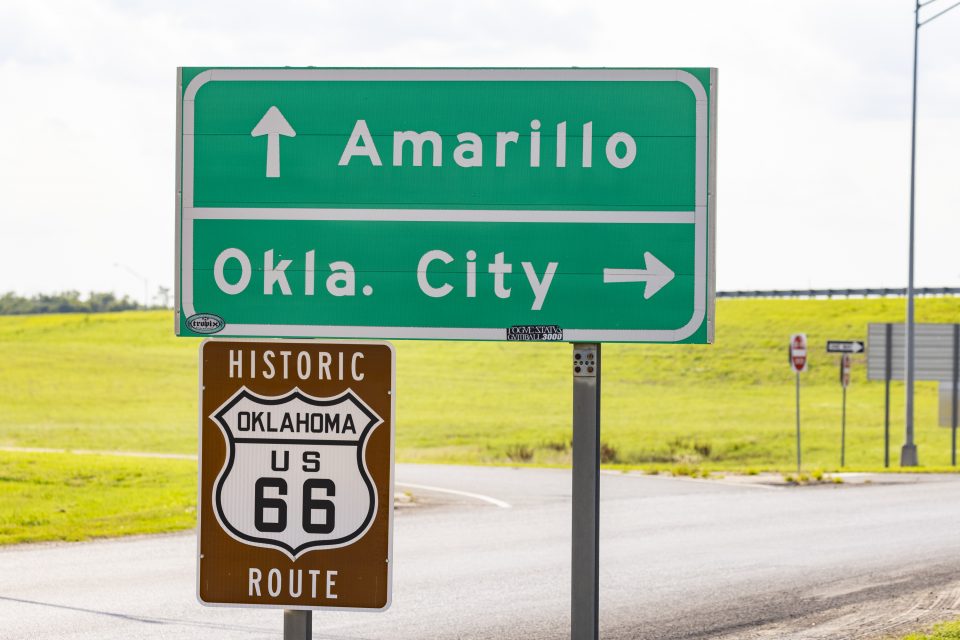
[0,451,196,544]
[1,298,959,545]
[1,298,959,471]
[396,296,960,470]
[901,620,960,640]
[0,311,200,452]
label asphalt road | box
[2,465,960,640]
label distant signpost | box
[826,340,860,467]
[827,340,865,354]
[176,68,716,343]
[789,334,808,373]
[839,353,852,466]
[789,334,807,473]
[840,353,852,388]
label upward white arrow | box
[251,106,296,178]
[603,252,676,300]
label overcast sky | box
[1,0,958,303]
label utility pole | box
[903,0,959,466]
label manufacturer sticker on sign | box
[197,339,394,611]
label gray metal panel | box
[175,67,183,335]
[940,383,958,427]
[706,67,718,344]
[868,323,958,382]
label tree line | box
[0,291,152,315]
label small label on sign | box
[187,313,225,334]
[507,325,563,342]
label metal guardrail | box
[717,287,960,299]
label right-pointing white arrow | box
[603,252,676,300]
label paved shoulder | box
[396,463,749,510]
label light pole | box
[902,0,959,467]
[114,262,150,308]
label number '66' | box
[254,478,335,534]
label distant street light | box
[903,0,959,467]
[114,262,149,308]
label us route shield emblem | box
[198,339,394,610]
[211,387,382,558]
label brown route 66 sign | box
[197,339,394,610]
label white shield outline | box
[209,386,383,559]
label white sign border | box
[177,68,714,342]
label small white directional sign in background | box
[827,340,865,354]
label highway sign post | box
[179,67,717,640]
[839,354,852,467]
[176,68,716,344]
[197,340,394,627]
[572,345,600,639]
[790,334,807,474]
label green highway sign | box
[176,68,717,342]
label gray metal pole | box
[952,324,958,466]
[885,323,892,468]
[841,383,847,468]
[796,371,801,475]
[284,610,311,640]
[572,343,600,640]
[902,0,920,467]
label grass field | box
[0,451,195,544]
[903,620,960,640]
[1,298,958,470]
[2,297,959,544]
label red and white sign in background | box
[790,334,808,373]
[840,353,852,388]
